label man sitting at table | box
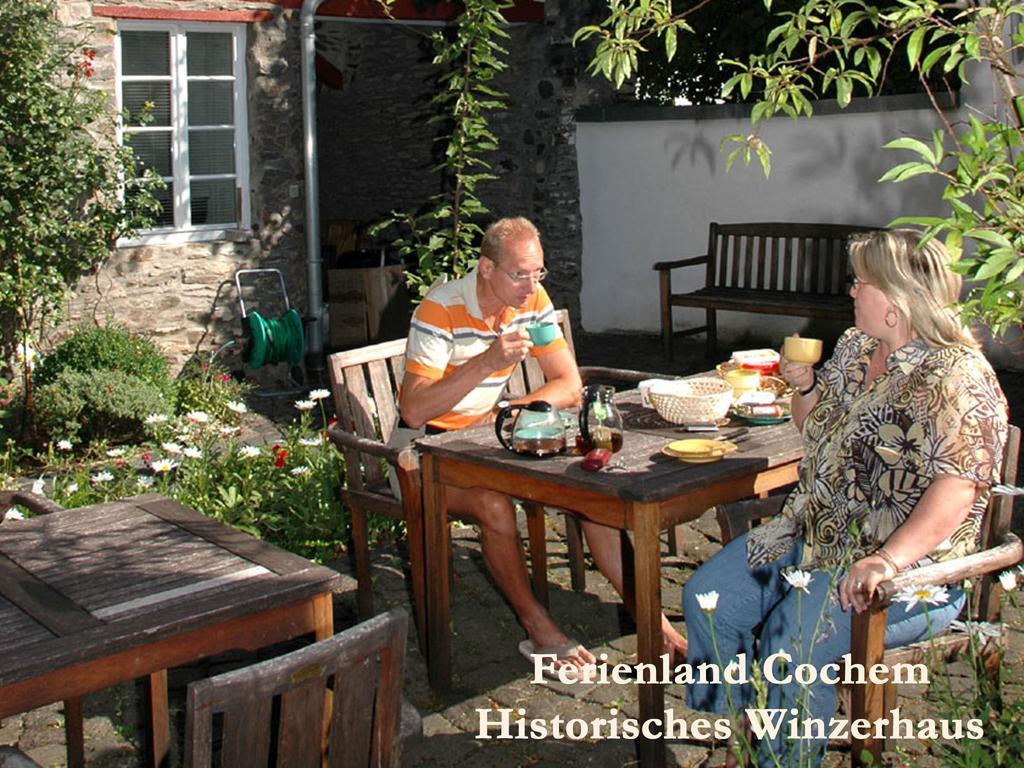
[394,216,687,676]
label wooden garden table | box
[418,394,804,768]
[0,493,341,768]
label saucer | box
[662,439,738,463]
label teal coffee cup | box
[526,322,557,346]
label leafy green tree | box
[372,0,510,298]
[578,0,1024,335]
[0,0,161,413]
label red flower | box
[116,460,126,468]
[221,374,231,383]
[274,447,289,469]
[141,452,151,463]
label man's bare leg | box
[446,485,595,669]
[578,520,688,662]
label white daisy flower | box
[106,448,126,458]
[226,401,248,414]
[183,447,203,460]
[998,570,1017,591]
[144,414,169,425]
[238,445,261,459]
[91,471,114,484]
[2,509,25,522]
[294,400,315,412]
[219,425,240,435]
[894,584,950,612]
[137,475,155,488]
[64,482,79,495]
[161,442,182,455]
[186,411,210,424]
[175,433,191,444]
[290,465,312,476]
[950,619,1003,639]
[783,569,813,593]
[56,439,73,451]
[299,436,323,447]
[150,459,178,473]
[31,478,45,496]
[696,591,719,613]
[308,388,330,401]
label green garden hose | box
[243,309,305,368]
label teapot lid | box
[525,400,554,412]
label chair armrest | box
[327,424,401,463]
[874,533,1023,607]
[579,365,668,386]
[0,491,66,517]
[652,255,709,272]
[326,425,422,474]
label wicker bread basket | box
[647,377,734,425]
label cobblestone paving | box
[3,332,1022,767]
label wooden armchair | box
[715,424,1021,766]
[184,608,416,768]
[326,310,661,640]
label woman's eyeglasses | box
[846,276,871,291]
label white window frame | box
[116,21,251,246]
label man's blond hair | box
[480,217,541,264]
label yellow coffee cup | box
[722,367,761,396]
[783,336,823,365]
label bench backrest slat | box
[709,222,873,296]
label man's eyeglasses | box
[493,262,549,283]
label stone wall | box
[52,0,613,373]
[55,1,307,373]
[315,0,616,324]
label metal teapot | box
[494,401,567,457]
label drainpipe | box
[300,0,326,374]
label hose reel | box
[234,269,306,370]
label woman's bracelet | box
[874,547,900,578]
[798,369,817,397]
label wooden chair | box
[184,608,414,768]
[715,424,1021,766]
[326,309,658,640]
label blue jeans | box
[682,532,965,768]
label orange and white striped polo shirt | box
[405,269,568,431]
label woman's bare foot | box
[522,615,596,670]
[663,619,688,668]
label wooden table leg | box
[633,502,666,768]
[145,670,169,768]
[64,696,85,768]
[311,591,334,640]
[423,454,452,692]
[524,502,549,608]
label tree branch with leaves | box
[580,0,1024,335]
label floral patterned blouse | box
[746,328,1008,570]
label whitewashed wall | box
[574,72,1024,370]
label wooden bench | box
[654,222,876,358]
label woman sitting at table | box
[682,228,1008,767]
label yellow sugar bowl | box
[721,367,761,398]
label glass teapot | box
[578,384,624,453]
[494,401,567,457]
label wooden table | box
[0,493,342,768]
[418,395,803,768]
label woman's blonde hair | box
[848,228,976,348]
[480,217,541,264]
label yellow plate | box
[662,439,738,461]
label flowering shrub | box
[174,354,252,426]
[39,393,350,563]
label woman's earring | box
[885,307,899,328]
